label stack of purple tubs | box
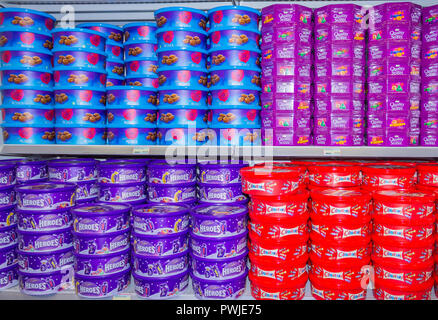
[421,4,438,146]
[98,159,148,206]
[131,203,190,299]
[313,4,367,146]
[15,181,76,295]
[260,4,314,146]
[0,160,18,291]
[48,158,99,205]
[367,2,422,147]
[71,202,131,299]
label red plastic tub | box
[310,189,372,224]
[308,164,362,188]
[416,184,438,197]
[309,261,369,291]
[361,165,416,191]
[309,241,371,268]
[248,231,308,265]
[417,164,438,187]
[310,218,371,246]
[310,280,367,300]
[240,166,305,196]
[361,161,417,168]
[373,285,433,300]
[249,215,309,243]
[249,273,306,300]
[372,190,435,224]
[372,216,435,247]
[248,190,309,222]
[249,253,308,288]
[372,242,434,270]
[373,263,434,292]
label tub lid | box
[106,123,157,129]
[132,228,189,240]
[123,22,157,29]
[106,85,157,92]
[1,123,54,128]
[208,46,261,54]
[123,39,157,46]
[361,164,416,175]
[107,74,126,81]
[52,47,107,56]
[53,66,108,74]
[251,189,310,202]
[210,85,261,92]
[209,65,261,73]
[198,160,248,168]
[209,104,261,110]
[154,6,207,17]
[156,47,208,55]
[15,181,76,193]
[208,26,261,34]
[54,123,106,129]
[0,7,56,20]
[156,26,208,36]
[310,188,372,202]
[192,203,248,218]
[240,165,305,180]
[99,181,147,188]
[0,66,53,73]
[361,161,417,167]
[308,163,362,174]
[106,39,124,48]
[157,66,208,73]
[372,189,435,204]
[53,85,106,92]
[416,184,438,196]
[189,248,248,262]
[71,202,131,215]
[417,163,438,172]
[189,228,248,241]
[189,268,248,283]
[207,5,261,16]
[51,27,107,39]
[106,57,124,64]
[99,160,146,168]
[0,46,53,55]
[125,74,158,80]
[133,203,190,217]
[76,22,123,32]
[1,104,53,110]
[0,27,52,36]
[133,268,189,281]
[147,181,196,188]
[148,159,196,169]
[0,85,53,92]
[124,56,158,63]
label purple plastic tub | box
[0,185,15,207]
[0,205,16,227]
[52,28,107,52]
[147,160,196,185]
[157,48,207,70]
[1,87,53,106]
[18,267,72,295]
[53,87,106,108]
[157,28,207,50]
[15,182,76,211]
[131,230,189,257]
[125,75,158,88]
[190,250,247,280]
[74,248,130,276]
[2,106,54,126]
[48,159,98,182]
[74,268,131,299]
[133,269,189,299]
[261,4,313,28]
[53,68,107,90]
[123,22,157,43]
[76,22,123,42]
[0,244,17,269]
[132,251,188,278]
[132,203,189,236]
[157,108,208,128]
[0,29,53,54]
[125,58,158,78]
[0,8,55,33]
[191,204,248,238]
[17,208,72,232]
[0,47,52,71]
[155,7,207,31]
[198,161,247,184]
[18,227,73,253]
[106,59,124,78]
[209,28,260,51]
[106,127,158,145]
[98,182,147,203]
[0,263,18,290]
[54,107,106,126]
[99,161,146,184]
[106,86,157,109]
[75,180,99,201]
[189,230,247,260]
[73,229,130,256]
[72,202,130,234]
[105,40,124,61]
[54,125,107,145]
[158,88,208,108]
[53,49,106,70]
[124,42,157,60]
[147,183,196,203]
[191,269,248,299]
[158,67,208,90]
[210,88,260,108]
[197,183,247,204]
[0,67,53,87]
[17,247,73,273]
[0,225,17,248]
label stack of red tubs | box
[307,162,372,300]
[241,164,309,300]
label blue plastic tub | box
[123,22,157,43]
[0,7,56,33]
[0,47,52,71]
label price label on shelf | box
[132,147,150,154]
[323,148,341,156]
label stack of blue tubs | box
[0,7,56,145]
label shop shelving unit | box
[0,0,437,300]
